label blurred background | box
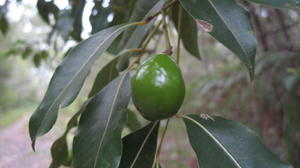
[0,0,299,168]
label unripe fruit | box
[131,54,185,121]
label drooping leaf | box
[179,0,256,78]
[183,114,293,168]
[73,73,131,168]
[89,1,111,34]
[70,0,85,41]
[0,15,9,35]
[245,0,300,8]
[29,23,137,149]
[88,57,119,98]
[37,0,59,24]
[117,0,164,71]
[125,109,142,132]
[49,104,85,168]
[119,122,160,168]
[171,4,201,60]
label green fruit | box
[131,53,185,121]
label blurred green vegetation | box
[0,1,299,168]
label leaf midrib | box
[36,24,133,137]
[184,115,242,168]
[207,0,252,66]
[93,74,127,168]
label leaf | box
[88,57,119,98]
[0,15,9,35]
[37,0,59,24]
[70,0,85,41]
[33,50,48,67]
[22,47,32,59]
[245,0,300,8]
[49,104,85,168]
[183,114,293,168]
[29,23,137,149]
[171,4,201,60]
[179,0,256,78]
[125,109,142,132]
[119,122,160,168]
[117,0,164,71]
[73,73,131,168]
[89,1,111,34]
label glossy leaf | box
[73,73,131,168]
[49,105,85,168]
[29,23,136,149]
[245,0,300,8]
[171,4,201,60]
[179,0,256,78]
[119,122,160,168]
[117,0,163,71]
[88,57,119,98]
[183,114,293,168]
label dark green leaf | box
[245,0,300,8]
[179,0,256,78]
[33,50,48,67]
[29,23,136,149]
[70,0,85,41]
[33,53,42,67]
[4,48,18,57]
[183,114,293,168]
[119,122,160,168]
[0,15,9,35]
[117,0,164,71]
[171,4,201,60]
[89,1,111,34]
[125,109,142,131]
[73,73,131,168]
[22,47,32,59]
[37,0,59,24]
[88,57,119,98]
[49,105,84,168]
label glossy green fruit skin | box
[131,54,185,121]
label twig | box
[176,5,182,64]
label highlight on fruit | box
[131,53,185,121]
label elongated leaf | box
[117,0,164,71]
[179,0,256,78]
[73,73,131,168]
[183,114,293,168]
[245,0,300,8]
[119,122,160,168]
[70,0,85,41]
[88,57,119,98]
[49,104,85,168]
[29,23,136,149]
[171,4,201,60]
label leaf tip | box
[31,139,36,152]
